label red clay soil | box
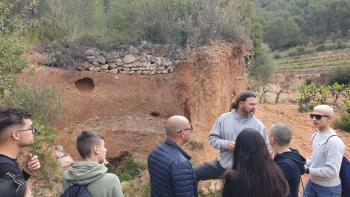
[20,41,249,161]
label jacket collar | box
[165,140,191,160]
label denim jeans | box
[302,180,341,197]
[193,160,226,182]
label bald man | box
[303,105,345,197]
[148,115,197,197]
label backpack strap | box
[311,133,341,146]
[326,135,340,145]
[311,132,317,144]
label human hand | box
[24,154,41,175]
[227,141,235,151]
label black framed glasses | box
[310,114,329,120]
[17,126,37,134]
[176,127,193,134]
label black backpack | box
[60,184,92,197]
[0,157,26,197]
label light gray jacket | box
[208,110,268,169]
[306,129,345,187]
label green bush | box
[287,48,299,57]
[108,152,147,182]
[324,43,338,51]
[333,114,350,132]
[31,119,61,182]
[337,40,347,49]
[249,44,276,85]
[328,66,350,85]
[32,0,257,48]
[273,52,281,59]
[4,85,62,124]
[316,44,326,51]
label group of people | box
[0,90,346,197]
[148,91,346,197]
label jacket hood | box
[63,161,108,185]
[274,148,306,173]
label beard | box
[243,107,255,116]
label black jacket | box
[274,148,306,197]
[148,140,197,197]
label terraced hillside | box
[276,49,350,74]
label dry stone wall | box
[76,41,187,75]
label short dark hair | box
[0,108,31,135]
[231,91,256,109]
[270,123,292,147]
[76,131,104,159]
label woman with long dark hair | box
[222,128,289,197]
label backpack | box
[60,184,92,197]
[0,156,27,197]
[340,156,350,197]
[312,134,350,197]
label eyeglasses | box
[176,127,193,134]
[310,114,329,120]
[17,126,37,134]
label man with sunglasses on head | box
[0,108,40,197]
[148,115,197,197]
[304,105,345,197]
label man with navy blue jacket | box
[148,115,197,197]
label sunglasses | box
[176,127,193,134]
[17,126,37,134]
[310,114,329,120]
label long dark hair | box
[231,91,256,110]
[225,128,289,197]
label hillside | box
[276,49,350,74]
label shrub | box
[324,43,338,51]
[337,40,347,49]
[31,119,61,182]
[273,52,281,59]
[4,85,62,124]
[333,114,350,132]
[249,44,276,85]
[108,151,147,182]
[304,47,315,54]
[287,47,299,57]
[316,44,326,51]
[328,66,350,85]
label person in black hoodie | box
[222,128,289,197]
[269,123,306,197]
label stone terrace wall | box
[76,41,188,75]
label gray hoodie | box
[208,110,268,169]
[63,161,124,197]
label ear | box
[11,131,20,142]
[180,131,185,139]
[270,136,276,145]
[93,145,100,155]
